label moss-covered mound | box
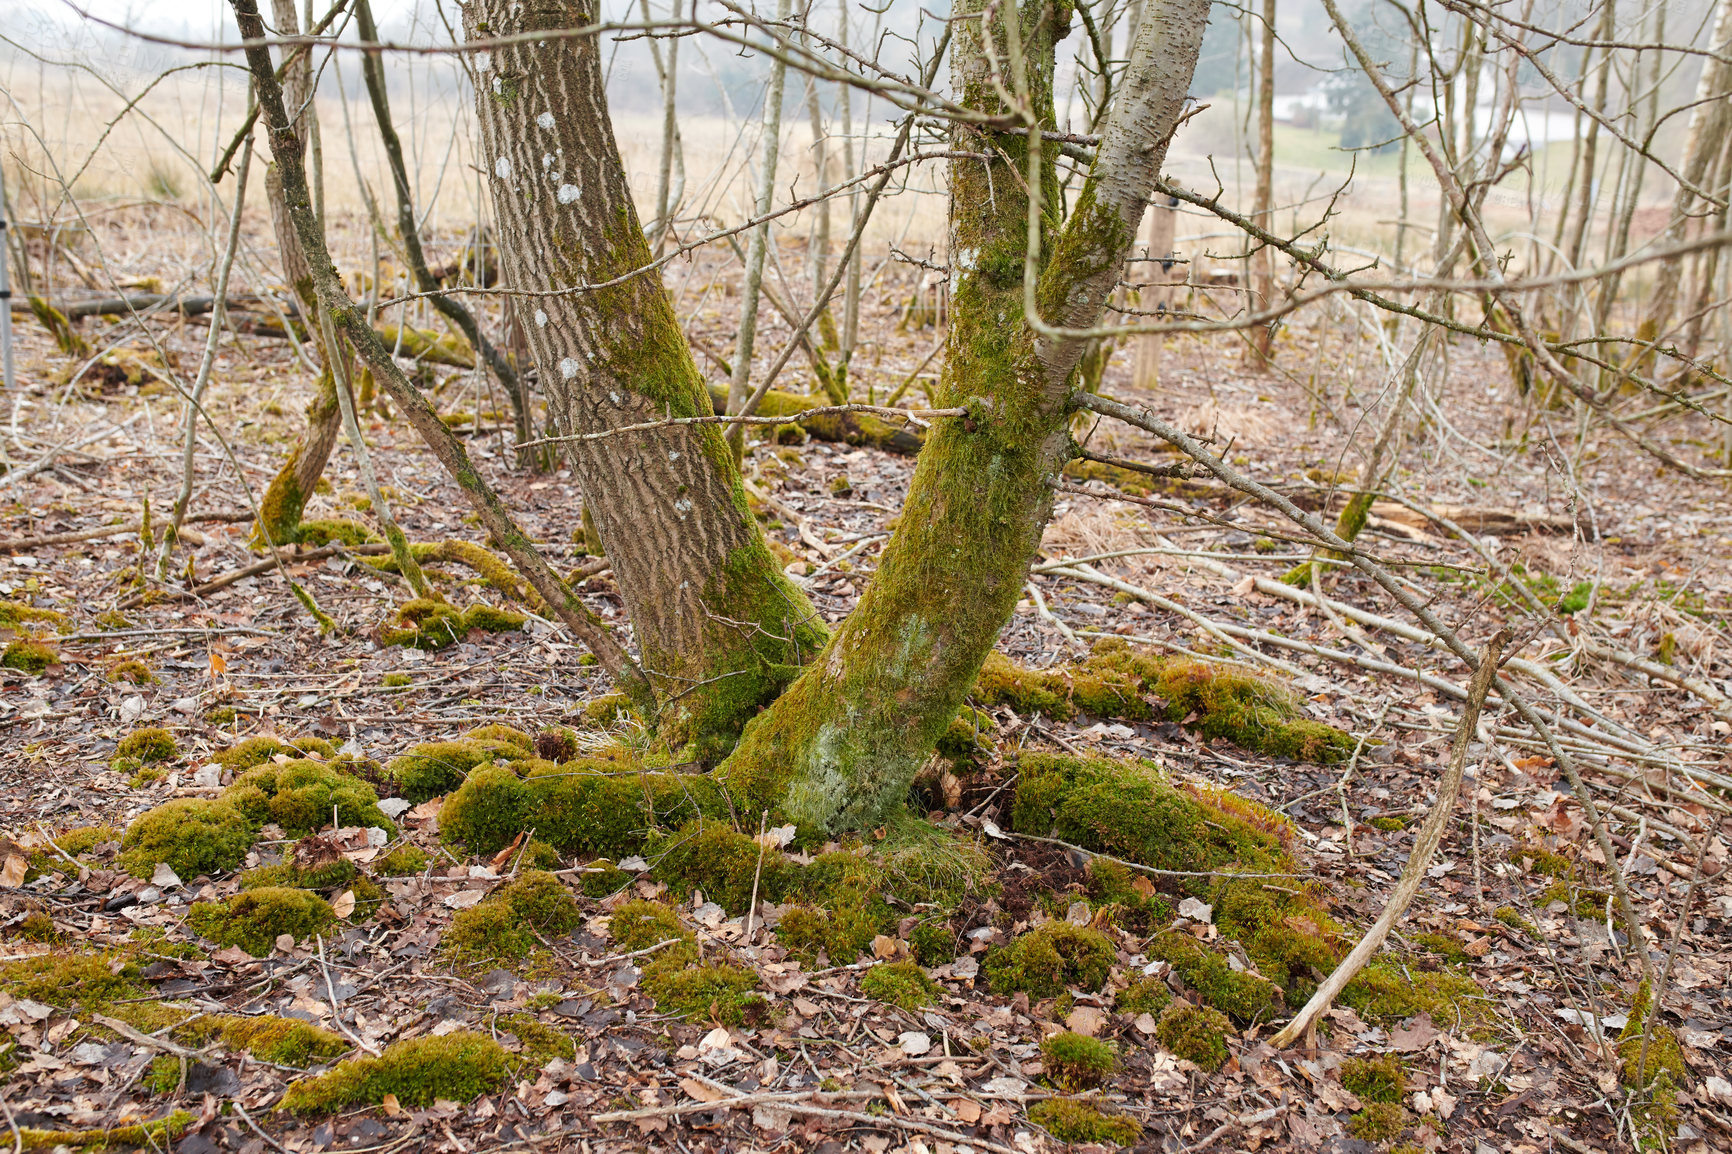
[1155,999,1231,1071]
[860,960,938,1011]
[1146,931,1283,1025]
[1041,1031,1116,1091]
[117,798,256,879]
[227,759,395,837]
[379,598,526,649]
[212,734,336,771]
[116,727,178,763]
[1011,753,1343,1011]
[374,845,430,876]
[438,763,532,854]
[606,900,764,1025]
[1,952,146,1008]
[1342,1054,1407,1103]
[1339,959,1490,1028]
[985,922,1116,997]
[445,870,581,963]
[175,1014,348,1066]
[1028,1099,1142,1146]
[2,638,57,674]
[388,736,536,803]
[975,638,1355,762]
[279,1032,508,1114]
[185,887,336,956]
[0,599,68,631]
[1117,975,1173,1016]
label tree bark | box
[255,0,343,547]
[715,0,1213,833]
[465,0,826,758]
[1247,0,1275,362]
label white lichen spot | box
[475,51,492,71]
[673,497,693,519]
[542,153,554,168]
[491,76,503,95]
[494,156,512,179]
[667,450,680,462]
[955,247,979,270]
[559,357,580,379]
[536,111,555,130]
[534,309,549,327]
[608,391,620,404]
[557,183,581,204]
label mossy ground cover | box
[279,1032,509,1113]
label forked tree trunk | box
[255,0,343,546]
[466,0,826,759]
[716,0,1213,833]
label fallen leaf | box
[1065,1005,1107,1037]
[330,890,356,919]
[680,1077,731,1103]
[1389,1014,1440,1052]
[382,1093,401,1117]
[951,1098,982,1124]
[898,1031,931,1056]
[0,855,26,888]
[871,935,904,960]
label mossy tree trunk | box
[713,0,1213,833]
[255,0,344,548]
[464,0,826,759]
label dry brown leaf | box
[330,890,356,919]
[0,855,27,888]
[679,1077,730,1103]
[951,1098,982,1124]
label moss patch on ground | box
[860,960,938,1011]
[166,1015,348,1066]
[185,887,335,956]
[975,638,1356,762]
[1155,1000,1232,1070]
[445,871,582,965]
[1041,1031,1115,1090]
[1028,1099,1142,1146]
[116,727,177,763]
[0,952,145,1008]
[1342,1054,1407,1102]
[1146,931,1283,1025]
[279,1032,508,1114]
[117,798,256,879]
[227,759,396,837]
[379,599,526,649]
[13,1111,193,1151]
[985,922,1116,997]
[2,639,57,674]
[388,736,535,803]
[1339,959,1492,1030]
[606,900,764,1025]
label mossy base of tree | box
[976,639,1356,763]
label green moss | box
[1342,1054,1407,1103]
[651,821,789,915]
[175,1014,347,1065]
[522,755,729,856]
[580,692,634,727]
[445,871,581,963]
[13,1111,193,1150]
[0,599,68,630]
[53,825,119,856]
[935,706,996,764]
[382,672,414,689]
[1369,816,1408,831]
[294,518,379,547]
[861,960,938,1011]
[776,887,893,966]
[1117,975,1173,1016]
[118,798,256,879]
[2,639,56,674]
[1146,931,1282,1025]
[107,658,157,685]
[976,640,1354,762]
[1155,999,1231,1071]
[379,599,526,649]
[984,922,1116,998]
[374,844,430,876]
[610,900,688,954]
[462,723,534,750]
[642,964,764,1025]
[1040,1031,1115,1090]
[1492,906,1538,937]
[389,738,531,803]
[1340,960,1490,1028]
[7,912,60,943]
[1618,980,1688,1091]
[1085,858,1172,930]
[1411,932,1472,965]
[498,1012,578,1069]
[440,763,532,854]
[205,705,238,725]
[909,921,956,966]
[228,759,395,837]
[1028,1099,1142,1146]
[1348,1102,1407,1142]
[0,952,146,1007]
[185,887,335,956]
[579,858,631,897]
[279,1032,508,1114]
[116,727,178,763]
[211,734,334,771]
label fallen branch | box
[0,511,252,554]
[1270,630,1509,1048]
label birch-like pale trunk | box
[1247,0,1275,362]
[646,0,683,257]
[726,0,795,458]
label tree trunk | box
[1643,0,1732,353]
[1247,0,1275,362]
[715,0,1213,833]
[255,0,343,547]
[466,0,826,759]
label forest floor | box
[0,209,1729,1154]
